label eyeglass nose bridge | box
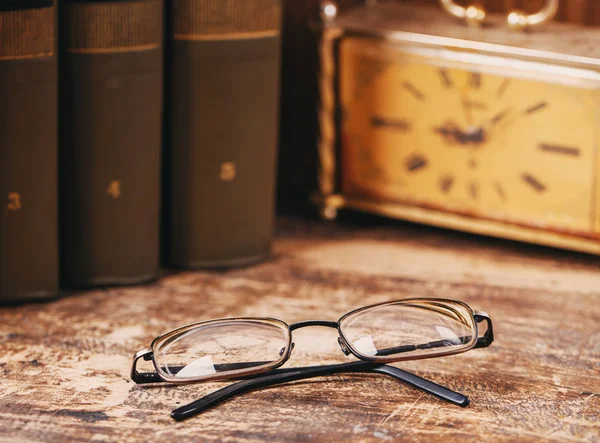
[288,320,352,357]
[289,320,339,331]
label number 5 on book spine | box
[107,180,121,199]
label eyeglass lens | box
[339,300,477,360]
[153,319,290,379]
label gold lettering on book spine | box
[7,193,22,211]
[107,181,122,199]
[220,163,237,181]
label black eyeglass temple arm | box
[170,361,470,421]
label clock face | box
[340,37,600,234]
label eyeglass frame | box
[131,298,494,385]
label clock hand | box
[463,126,485,143]
[433,121,485,145]
[442,107,512,145]
[478,107,515,140]
[489,108,511,126]
[461,96,474,126]
[441,107,513,145]
[485,107,516,135]
[434,122,465,144]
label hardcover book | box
[165,0,282,268]
[0,0,59,302]
[60,0,163,287]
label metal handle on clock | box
[439,0,559,31]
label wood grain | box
[1,216,599,441]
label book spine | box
[166,0,281,268]
[0,0,59,302]
[60,0,163,287]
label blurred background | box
[278,0,600,213]
[3,0,600,302]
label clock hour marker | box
[439,175,454,194]
[406,154,428,172]
[525,101,548,115]
[539,143,580,157]
[439,68,453,88]
[403,82,426,101]
[469,182,479,201]
[496,78,510,98]
[469,72,481,89]
[371,116,411,131]
[522,173,547,192]
[494,182,507,201]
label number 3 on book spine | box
[6,193,22,211]
[0,0,59,301]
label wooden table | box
[1,216,599,442]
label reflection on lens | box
[153,319,290,381]
[339,299,477,361]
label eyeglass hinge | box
[473,311,494,348]
[131,348,162,384]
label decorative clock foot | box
[312,193,345,221]
[320,204,338,221]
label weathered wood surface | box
[1,216,599,442]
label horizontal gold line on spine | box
[0,51,54,60]
[66,43,160,54]
[173,30,279,41]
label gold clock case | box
[316,2,600,255]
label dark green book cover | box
[0,0,59,302]
[60,0,163,287]
[165,0,281,268]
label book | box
[165,0,282,268]
[0,0,59,302]
[59,0,163,287]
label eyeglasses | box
[131,298,494,420]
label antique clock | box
[315,0,600,255]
